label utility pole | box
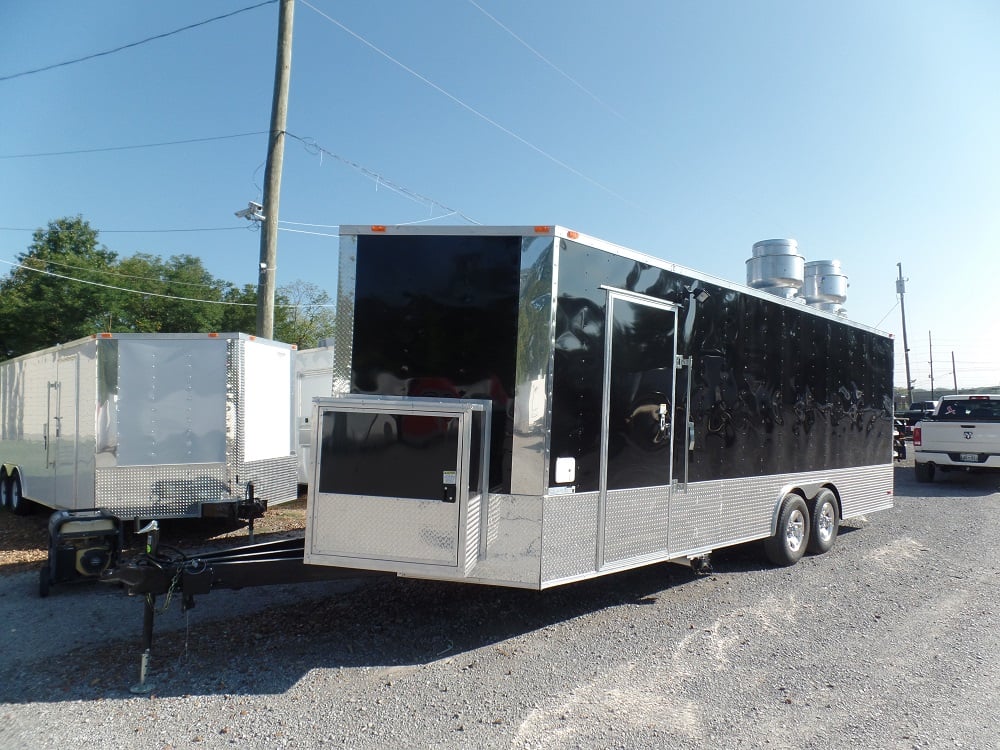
[928,330,935,400]
[951,351,958,393]
[256,0,295,339]
[896,263,914,406]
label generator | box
[40,509,123,597]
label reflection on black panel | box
[352,234,520,493]
[318,411,459,501]
[605,300,676,490]
[553,239,895,484]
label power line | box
[300,0,637,207]
[0,258,251,306]
[0,258,336,308]
[466,0,626,121]
[0,132,266,160]
[0,1,278,82]
[287,132,480,224]
[0,225,245,234]
[17,256,226,290]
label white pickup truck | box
[912,395,1000,482]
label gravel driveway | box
[2,460,998,749]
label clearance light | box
[100,333,114,338]
[371,225,387,232]
[567,230,579,239]
[534,226,550,234]
[208,332,219,338]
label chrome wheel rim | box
[786,509,805,553]
[816,501,835,543]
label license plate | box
[959,453,979,463]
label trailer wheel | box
[9,474,31,516]
[807,489,839,555]
[0,470,9,510]
[914,462,934,483]
[764,494,809,567]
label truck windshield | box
[936,399,1000,421]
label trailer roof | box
[338,225,892,338]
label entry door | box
[54,352,81,508]
[599,292,679,568]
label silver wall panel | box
[465,493,543,586]
[541,491,600,582]
[333,235,358,396]
[510,236,556,497]
[115,338,227,466]
[831,463,895,517]
[310,495,460,566]
[240,455,298,507]
[669,463,893,556]
[96,463,229,519]
[603,485,669,565]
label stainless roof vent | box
[803,260,848,315]
[746,239,804,299]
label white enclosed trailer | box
[293,345,335,485]
[0,332,297,520]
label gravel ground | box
[1,460,999,749]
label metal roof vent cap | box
[802,259,848,313]
[746,239,804,299]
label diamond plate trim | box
[541,490,599,582]
[96,463,230,519]
[604,485,669,564]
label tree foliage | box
[0,216,335,360]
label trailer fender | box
[768,485,807,536]
[6,466,27,500]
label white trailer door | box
[53,351,82,508]
[598,292,679,569]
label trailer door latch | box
[675,355,692,369]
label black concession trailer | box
[302,225,895,585]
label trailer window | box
[318,410,461,501]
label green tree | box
[0,216,337,359]
[274,280,336,349]
[113,253,227,333]
[0,216,118,358]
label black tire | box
[914,462,935,483]
[764,494,810,567]
[38,564,50,598]
[0,471,9,510]
[807,489,840,555]
[9,474,31,516]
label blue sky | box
[1,1,998,391]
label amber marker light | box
[567,230,579,239]
[371,225,387,232]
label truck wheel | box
[914,462,935,483]
[764,494,810,567]
[807,489,839,554]
[9,474,31,516]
